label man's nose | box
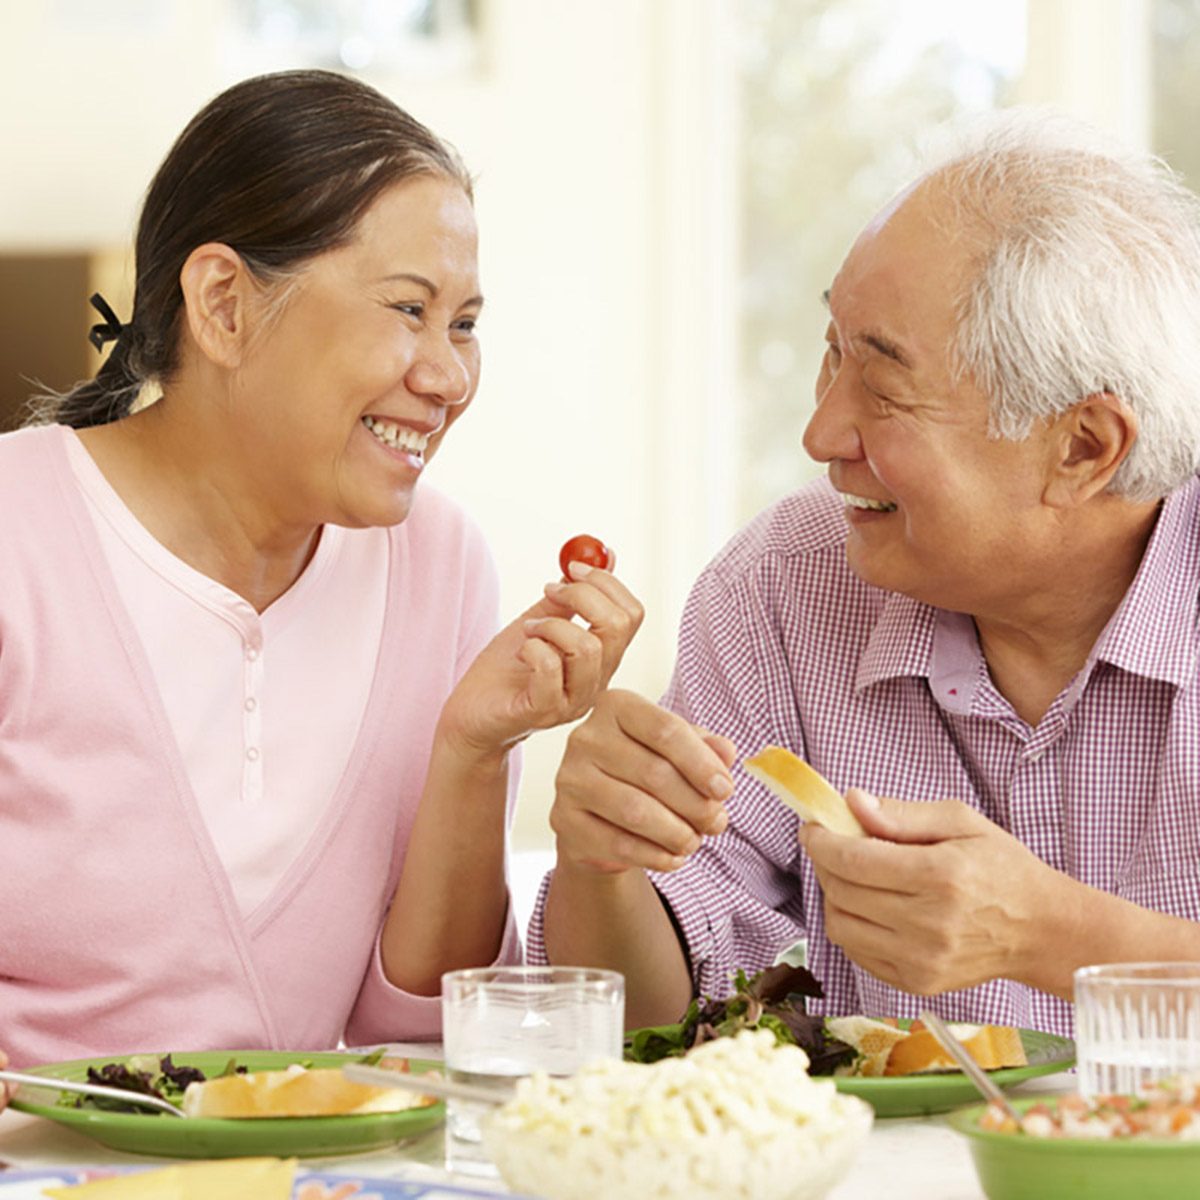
[802,371,862,463]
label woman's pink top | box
[64,430,389,917]
[0,425,520,1067]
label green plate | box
[8,1049,445,1159]
[833,1028,1075,1117]
[948,1096,1200,1200]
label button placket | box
[242,635,265,802]
[1009,747,1065,871]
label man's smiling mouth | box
[842,492,898,513]
[363,415,429,457]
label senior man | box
[531,113,1200,1037]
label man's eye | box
[824,342,842,368]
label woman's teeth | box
[843,492,898,513]
[362,415,429,457]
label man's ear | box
[1043,393,1138,508]
[178,243,255,369]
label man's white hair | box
[920,109,1200,501]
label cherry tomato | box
[559,534,613,580]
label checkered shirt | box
[527,476,1200,1037]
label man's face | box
[802,181,1060,615]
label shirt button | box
[244,697,257,712]
[246,747,260,762]
[246,647,260,661]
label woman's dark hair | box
[35,69,472,429]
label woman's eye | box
[824,342,842,369]
[453,317,478,335]
[391,302,424,318]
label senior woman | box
[533,111,1200,1036]
[0,70,641,1069]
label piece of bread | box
[883,1023,1028,1076]
[180,1065,436,1119]
[743,746,865,837]
[44,1157,295,1198]
[825,1015,912,1077]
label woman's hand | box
[438,562,644,761]
[382,564,642,992]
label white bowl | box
[482,1032,873,1200]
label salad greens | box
[624,963,855,1075]
[59,1047,388,1114]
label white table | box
[0,1046,1075,1199]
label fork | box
[0,1069,186,1118]
[918,1011,1023,1125]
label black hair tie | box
[87,292,125,352]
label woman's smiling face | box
[230,173,483,531]
[801,180,1062,615]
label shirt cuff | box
[648,866,726,998]
[527,862,729,1000]
[524,867,554,965]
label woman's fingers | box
[542,566,644,683]
[521,615,604,714]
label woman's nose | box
[408,343,473,407]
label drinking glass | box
[1073,961,1200,1099]
[441,965,624,1177]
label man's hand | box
[544,689,736,1026]
[550,689,737,875]
[799,789,1077,996]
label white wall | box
[7,0,1149,856]
[0,0,740,851]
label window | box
[737,0,1027,522]
[1153,0,1200,186]
[225,0,480,76]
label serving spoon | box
[918,1010,1023,1125]
[0,1069,186,1118]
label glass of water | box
[1074,962,1200,1100]
[441,965,624,1177]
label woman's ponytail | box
[26,294,146,429]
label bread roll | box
[825,1015,911,1077]
[743,746,865,837]
[181,1065,435,1119]
[883,1023,1028,1076]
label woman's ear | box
[178,243,254,369]
[1043,393,1138,508]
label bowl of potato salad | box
[483,1030,872,1200]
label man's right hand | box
[550,689,738,874]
